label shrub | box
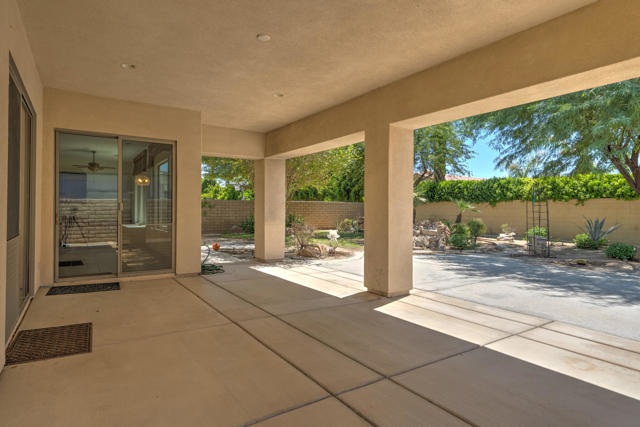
[416,174,638,205]
[239,216,254,233]
[605,243,637,260]
[467,219,486,245]
[573,233,606,249]
[337,218,358,233]
[449,224,471,249]
[286,213,304,227]
[526,226,547,239]
[290,222,315,250]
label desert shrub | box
[605,243,637,260]
[449,224,471,249]
[286,213,304,227]
[467,219,486,245]
[290,222,315,250]
[581,217,621,241]
[526,226,547,239]
[240,216,254,233]
[573,233,606,249]
[337,218,357,233]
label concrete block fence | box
[201,200,364,234]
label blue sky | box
[466,135,508,178]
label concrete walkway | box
[310,252,640,341]
[1,265,638,426]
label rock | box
[413,220,450,250]
[298,244,328,258]
[497,232,516,241]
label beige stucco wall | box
[1,0,44,366]
[416,199,640,245]
[42,88,203,283]
[202,125,265,160]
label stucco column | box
[364,124,414,297]
[254,159,286,261]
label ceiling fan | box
[73,151,116,172]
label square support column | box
[364,124,414,297]
[254,159,286,261]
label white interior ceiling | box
[18,0,594,132]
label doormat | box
[5,323,92,365]
[47,282,120,296]
[59,260,84,267]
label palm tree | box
[452,199,479,223]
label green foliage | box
[467,77,640,195]
[452,199,479,223]
[574,233,606,249]
[605,243,637,260]
[202,157,253,199]
[239,216,255,234]
[467,219,486,245]
[417,174,638,205]
[414,121,474,185]
[449,224,471,249]
[286,213,304,227]
[580,217,621,241]
[526,226,547,239]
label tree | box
[469,78,640,195]
[452,199,479,224]
[413,121,474,187]
[285,146,353,199]
[202,157,253,199]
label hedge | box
[416,174,639,205]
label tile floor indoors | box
[0,262,639,426]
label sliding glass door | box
[57,133,119,278]
[56,132,174,280]
[121,140,173,273]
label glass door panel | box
[57,133,118,278]
[121,140,173,273]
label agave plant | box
[580,217,621,241]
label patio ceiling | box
[17,0,594,132]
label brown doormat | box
[5,323,92,365]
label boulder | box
[413,220,450,250]
[298,244,328,258]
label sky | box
[466,135,508,179]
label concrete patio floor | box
[1,264,639,426]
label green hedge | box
[417,174,638,205]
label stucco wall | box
[416,199,640,245]
[202,200,364,234]
[42,88,202,280]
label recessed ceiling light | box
[256,33,271,42]
[273,93,285,98]
[120,63,136,69]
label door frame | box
[54,130,176,282]
[7,54,37,341]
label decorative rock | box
[298,244,329,258]
[413,220,450,250]
[497,232,516,241]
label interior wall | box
[1,0,44,368]
[42,88,202,284]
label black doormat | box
[5,323,92,365]
[47,282,120,296]
[58,260,84,267]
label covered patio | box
[2,0,640,424]
[1,264,639,426]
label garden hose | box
[201,245,225,275]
